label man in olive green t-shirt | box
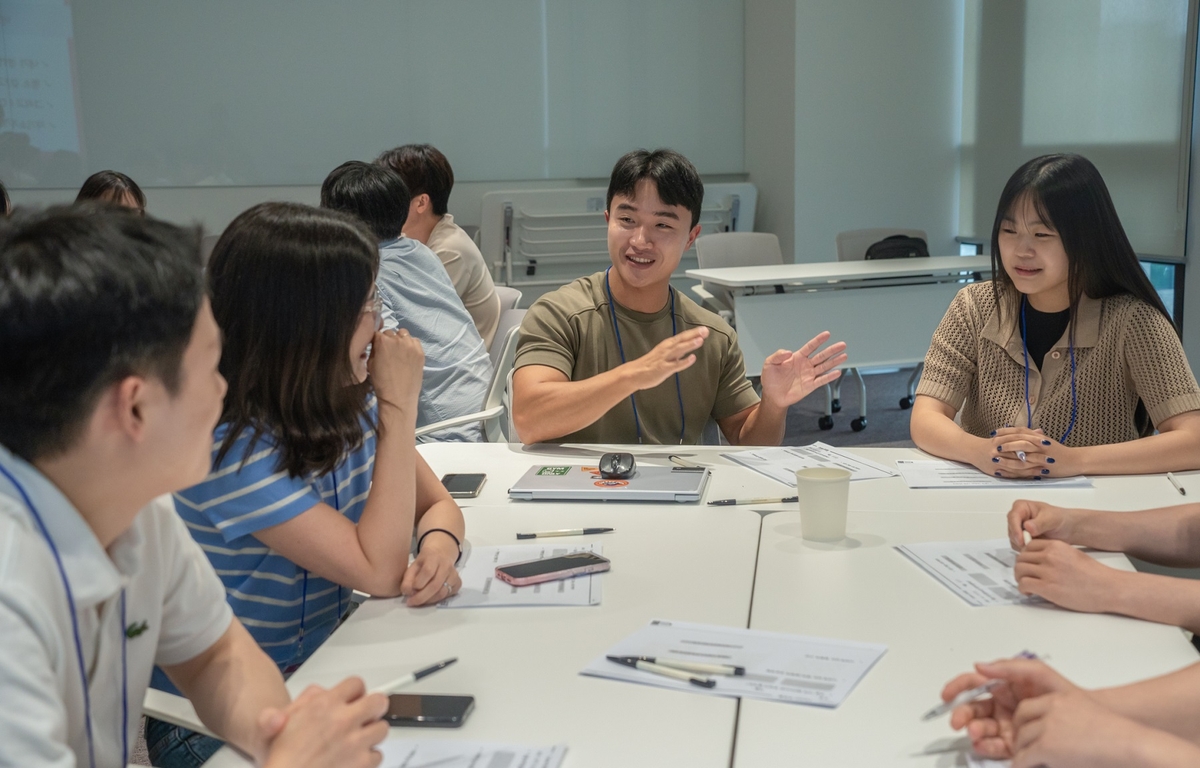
[512,148,848,445]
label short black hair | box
[0,205,203,461]
[375,144,454,216]
[76,170,147,213]
[0,179,10,216]
[320,161,412,241]
[606,149,704,229]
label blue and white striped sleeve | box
[174,430,322,543]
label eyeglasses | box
[363,291,383,332]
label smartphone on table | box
[495,551,611,587]
[385,693,475,727]
[440,473,486,498]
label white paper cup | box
[795,467,851,541]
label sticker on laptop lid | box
[536,465,573,476]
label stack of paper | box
[439,543,603,608]
[724,442,897,485]
[581,619,886,707]
[378,740,567,768]
[895,459,1093,489]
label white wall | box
[744,0,797,261]
[791,0,964,262]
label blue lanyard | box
[297,466,347,659]
[604,267,686,444]
[1020,296,1077,444]
[0,462,128,768]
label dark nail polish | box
[994,471,1002,476]
[992,457,1000,463]
[1041,469,1049,475]
[1041,440,1051,446]
[1034,476,1043,481]
[990,430,997,437]
[996,445,1003,451]
[1047,458,1056,464]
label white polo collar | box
[0,445,142,609]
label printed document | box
[439,543,603,608]
[379,740,567,768]
[895,459,1093,489]
[897,539,1122,607]
[724,442,896,485]
[966,755,1009,768]
[581,618,886,707]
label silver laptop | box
[508,464,711,503]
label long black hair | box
[990,154,1172,330]
[207,202,380,478]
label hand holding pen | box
[933,655,1078,761]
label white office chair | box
[494,285,523,311]
[692,232,783,322]
[415,312,525,443]
[822,228,931,432]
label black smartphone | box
[385,693,475,727]
[440,473,487,498]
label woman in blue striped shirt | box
[147,202,466,767]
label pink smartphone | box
[495,552,611,586]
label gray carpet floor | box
[782,367,918,448]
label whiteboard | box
[0,0,744,188]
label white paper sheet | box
[581,618,886,707]
[724,442,897,486]
[967,755,1009,768]
[898,539,1125,608]
[896,539,1035,607]
[438,543,603,608]
[378,739,567,768]
[895,459,1093,489]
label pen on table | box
[708,496,799,507]
[1168,472,1187,496]
[516,527,614,540]
[921,650,1041,720]
[669,455,704,468]
[606,655,716,688]
[371,657,457,695]
[615,655,745,677]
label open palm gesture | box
[759,331,847,408]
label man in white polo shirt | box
[0,206,388,767]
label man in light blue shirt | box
[322,161,492,441]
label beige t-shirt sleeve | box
[514,295,579,378]
[916,288,980,411]
[713,328,760,420]
[1123,303,1200,427]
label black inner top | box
[1022,301,1071,370]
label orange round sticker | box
[593,479,629,488]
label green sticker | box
[536,465,573,476]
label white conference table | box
[686,256,992,372]
[202,442,1200,767]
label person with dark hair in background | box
[0,179,10,216]
[911,153,1200,477]
[376,144,501,346]
[76,169,147,214]
[0,205,389,768]
[511,148,847,445]
[146,201,464,767]
[321,161,491,441]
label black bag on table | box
[864,235,929,260]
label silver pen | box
[922,651,1041,720]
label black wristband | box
[417,527,462,565]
